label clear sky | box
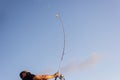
[0,0,120,80]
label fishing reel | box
[55,74,65,80]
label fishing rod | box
[55,13,66,80]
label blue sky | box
[0,0,120,80]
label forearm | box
[34,75,55,80]
[33,72,59,80]
[43,72,59,79]
[44,75,55,79]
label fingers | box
[54,72,60,78]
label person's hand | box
[54,72,59,78]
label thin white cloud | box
[61,53,100,74]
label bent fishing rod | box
[55,13,66,80]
